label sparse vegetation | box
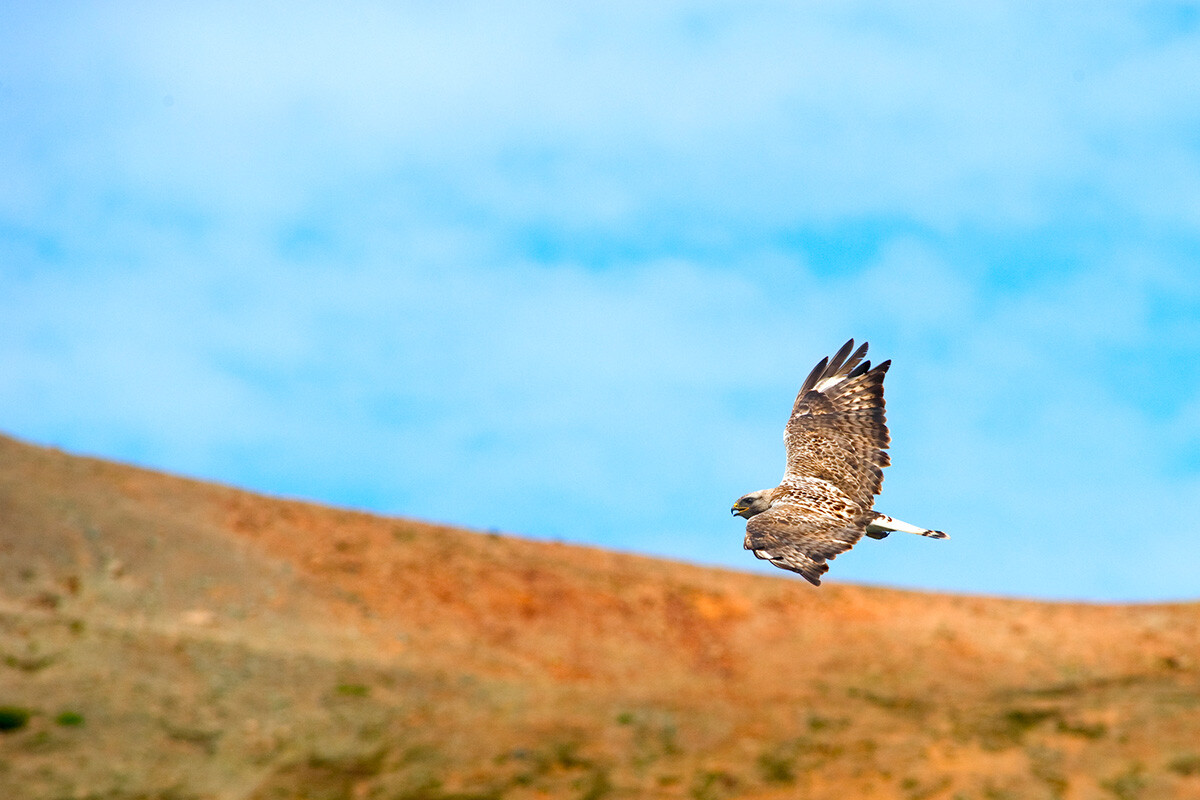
[550,737,591,769]
[806,714,847,733]
[3,653,56,672]
[1101,764,1147,800]
[849,688,930,718]
[576,766,614,800]
[1168,753,1200,776]
[0,707,31,733]
[756,742,797,784]
[690,769,739,800]
[1028,746,1069,799]
[2,433,1200,799]
[1056,718,1106,739]
[971,706,1067,749]
[1005,707,1058,728]
[162,722,222,754]
[902,775,952,800]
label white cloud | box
[7,1,1200,232]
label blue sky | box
[3,1,1200,601]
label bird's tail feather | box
[865,513,948,540]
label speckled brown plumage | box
[732,340,944,585]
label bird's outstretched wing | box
[745,340,893,584]
[784,339,891,511]
[744,503,872,585]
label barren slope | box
[1,432,1198,799]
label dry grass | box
[1,432,1199,798]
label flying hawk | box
[731,339,946,585]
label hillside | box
[1,432,1198,799]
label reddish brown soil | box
[1,432,1198,799]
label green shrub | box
[577,767,613,800]
[1003,708,1058,731]
[1100,764,1146,800]
[690,769,738,800]
[0,707,31,733]
[1169,754,1200,776]
[756,748,795,784]
[1056,719,1106,739]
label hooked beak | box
[731,503,746,516]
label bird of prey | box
[731,339,946,585]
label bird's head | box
[731,489,773,519]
